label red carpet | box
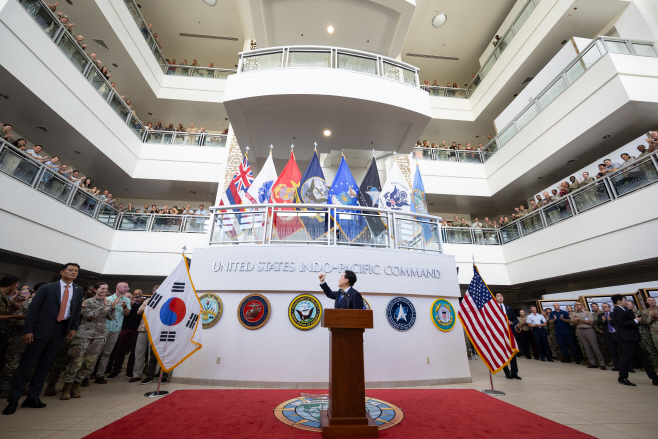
[83,389,595,439]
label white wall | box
[479,0,527,66]
[544,280,658,301]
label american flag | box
[458,266,518,374]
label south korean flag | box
[144,255,202,372]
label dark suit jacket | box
[320,283,364,310]
[611,305,640,342]
[597,312,617,340]
[23,281,83,339]
[500,304,518,329]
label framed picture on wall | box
[580,293,643,312]
[537,299,576,313]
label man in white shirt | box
[196,204,208,216]
[526,306,553,362]
[25,145,48,163]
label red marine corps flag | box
[144,255,202,372]
[458,266,518,374]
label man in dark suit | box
[610,294,658,386]
[3,263,83,415]
[319,271,364,310]
[495,293,522,380]
[598,303,621,371]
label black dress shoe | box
[653,379,658,386]
[2,402,17,415]
[575,360,581,365]
[629,369,636,373]
[618,378,636,386]
[561,360,572,363]
[541,358,546,362]
[612,367,619,371]
[547,358,554,362]
[21,398,46,408]
[512,374,522,380]
[504,374,513,379]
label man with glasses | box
[93,282,130,384]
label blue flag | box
[410,165,435,245]
[329,156,366,242]
[296,151,329,240]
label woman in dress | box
[59,282,117,400]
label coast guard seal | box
[288,294,323,330]
[199,293,222,329]
[386,297,416,331]
[431,298,455,332]
[237,294,271,330]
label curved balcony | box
[209,203,443,253]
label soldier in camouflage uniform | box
[636,298,658,372]
[60,282,115,400]
[568,306,589,365]
[545,308,561,360]
[590,303,612,366]
[646,297,658,372]
[0,295,28,398]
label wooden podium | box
[320,309,378,439]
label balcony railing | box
[17,0,147,138]
[237,46,420,88]
[122,0,237,78]
[0,140,209,232]
[142,131,227,147]
[209,204,443,252]
[418,36,658,164]
[413,147,489,164]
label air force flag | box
[144,255,202,373]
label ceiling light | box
[603,135,610,139]
[74,151,81,154]
[431,11,447,28]
[327,26,334,34]
[203,0,217,5]
[324,130,331,136]
[112,63,118,68]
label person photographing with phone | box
[319,271,364,310]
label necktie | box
[57,284,69,322]
[606,312,614,332]
[338,289,344,303]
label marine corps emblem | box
[237,294,271,330]
[199,293,222,329]
[274,395,403,432]
[288,294,323,330]
[274,183,297,201]
[431,298,456,332]
[386,297,416,331]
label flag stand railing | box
[482,371,505,396]
[144,371,169,398]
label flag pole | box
[145,370,170,398]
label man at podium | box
[319,271,364,310]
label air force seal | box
[288,294,323,330]
[199,293,222,329]
[386,297,416,331]
[237,294,271,330]
[431,298,456,332]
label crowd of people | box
[414,137,494,153]
[2,123,209,215]
[465,293,658,385]
[420,73,481,94]
[143,122,228,136]
[0,266,173,414]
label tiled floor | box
[0,357,657,439]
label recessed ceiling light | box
[188,190,197,194]
[148,112,152,115]
[203,0,217,6]
[74,151,81,154]
[327,25,334,33]
[603,135,610,139]
[112,63,118,68]
[537,176,543,179]
[0,93,8,99]
[431,11,447,28]
[324,130,331,136]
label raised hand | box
[318,274,326,283]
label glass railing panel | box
[396,218,440,251]
[481,53,497,78]
[335,211,387,246]
[152,215,183,232]
[609,158,658,197]
[182,216,210,233]
[500,223,521,243]
[436,149,458,161]
[538,77,567,109]
[0,147,40,185]
[543,197,573,226]
[413,148,434,161]
[571,181,612,213]
[144,131,168,144]
[191,68,217,78]
[444,227,473,244]
[242,52,283,72]
[20,0,59,38]
[339,53,377,75]
[515,102,539,131]
[428,87,445,97]
[211,211,267,244]
[519,211,543,235]
[145,33,156,50]
[86,68,112,100]
[123,0,141,23]
[118,213,151,231]
[604,40,632,54]
[109,94,130,122]
[154,50,167,72]
[473,229,501,245]
[165,65,192,76]
[36,169,73,203]
[631,42,657,57]
[495,30,514,57]
[171,133,202,146]
[57,34,88,73]
[128,114,144,138]
[565,46,598,84]
[497,124,517,147]
[288,51,331,68]
[201,134,227,147]
[70,189,98,217]
[456,151,481,163]
[97,203,119,227]
[215,70,235,79]
[512,0,535,34]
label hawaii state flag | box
[329,156,366,242]
[296,150,329,240]
[144,255,202,373]
[218,154,254,238]
[271,150,303,240]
